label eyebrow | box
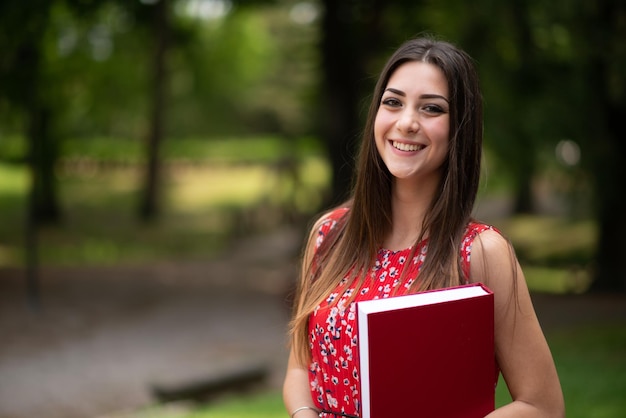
[384,88,449,103]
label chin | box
[389,170,418,180]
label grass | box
[551,325,626,418]
[114,323,625,417]
[495,325,626,418]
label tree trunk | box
[510,0,537,215]
[510,121,535,214]
[21,19,59,308]
[17,12,62,226]
[24,104,58,311]
[585,0,626,292]
[139,0,170,221]
[589,96,626,292]
[512,169,534,214]
[318,0,362,207]
[27,105,61,224]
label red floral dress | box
[307,208,494,417]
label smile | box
[392,141,425,152]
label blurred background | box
[0,0,624,417]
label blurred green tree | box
[0,0,136,306]
[168,0,318,137]
[0,0,155,224]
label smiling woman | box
[283,36,565,418]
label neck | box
[384,176,439,251]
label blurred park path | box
[0,226,302,418]
[1,224,625,418]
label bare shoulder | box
[469,228,520,291]
[471,228,515,264]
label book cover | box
[357,283,495,418]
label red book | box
[357,283,495,418]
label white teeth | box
[392,141,423,152]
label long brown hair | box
[290,36,484,364]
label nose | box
[396,109,419,134]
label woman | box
[283,37,564,418]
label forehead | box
[386,61,448,96]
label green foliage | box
[0,136,329,267]
[57,135,323,163]
[169,1,319,137]
[0,0,320,140]
[0,134,26,162]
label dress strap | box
[459,222,496,282]
[314,207,349,250]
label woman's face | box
[374,61,450,185]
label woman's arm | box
[283,350,319,418]
[471,230,565,418]
[283,213,331,418]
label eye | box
[422,104,446,115]
[381,97,402,108]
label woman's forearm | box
[283,351,319,417]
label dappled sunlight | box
[165,156,330,221]
[59,167,142,205]
[0,245,15,265]
[0,164,28,192]
[167,165,270,209]
[523,265,591,294]
[0,149,331,268]
[493,215,597,294]
[494,215,597,262]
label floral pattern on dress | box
[307,208,495,417]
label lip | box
[389,140,426,153]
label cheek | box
[436,127,451,161]
[374,111,392,141]
[429,119,450,145]
[438,127,451,145]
